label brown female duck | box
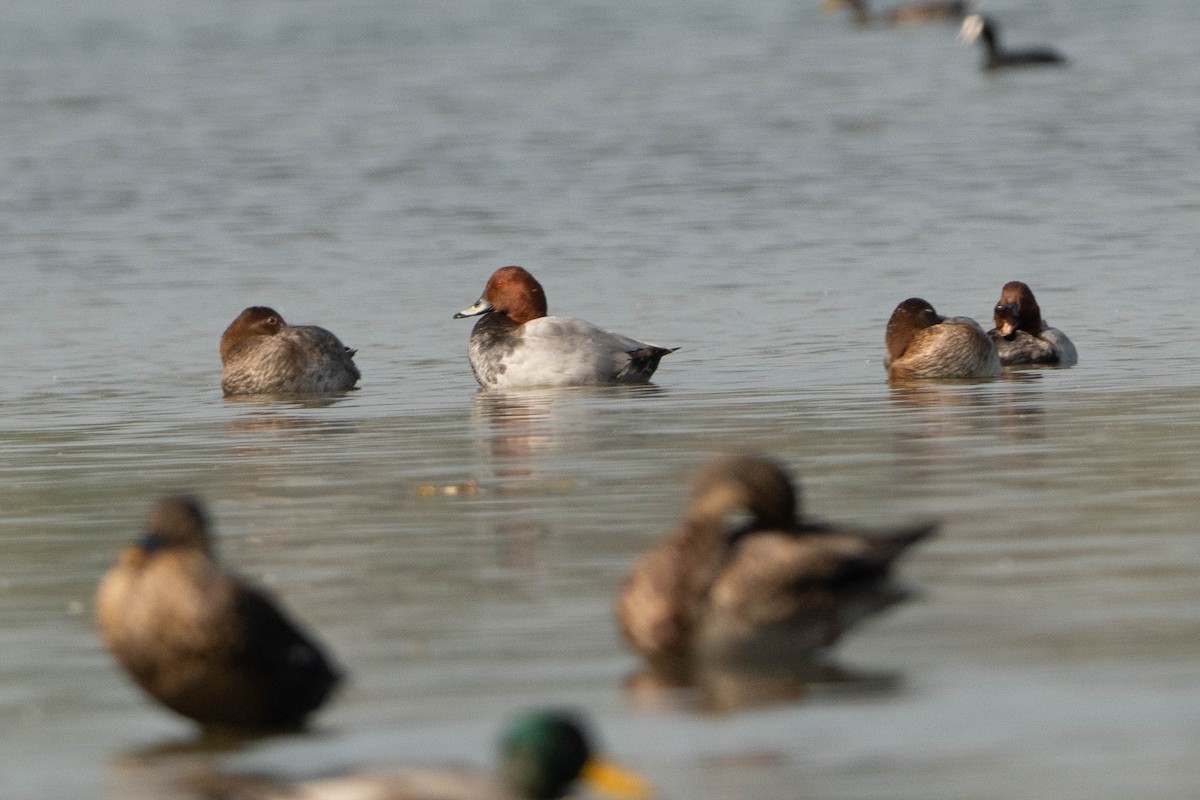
[885,297,1000,380]
[822,0,970,27]
[220,306,360,396]
[616,455,934,668]
[988,281,1077,367]
[95,496,342,729]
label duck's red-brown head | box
[455,266,548,325]
[992,281,1043,339]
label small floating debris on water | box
[416,477,580,497]
[417,480,479,496]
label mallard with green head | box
[617,455,935,669]
[190,710,654,800]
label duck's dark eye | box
[266,317,279,326]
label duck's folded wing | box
[515,316,669,384]
[231,584,343,710]
[711,524,934,629]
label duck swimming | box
[454,266,676,389]
[189,709,654,800]
[988,281,1078,367]
[822,0,969,27]
[885,297,1001,380]
[220,306,360,396]
[95,496,342,730]
[617,455,935,668]
[958,13,1066,70]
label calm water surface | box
[2,1,1198,797]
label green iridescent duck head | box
[499,711,653,800]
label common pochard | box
[885,297,1001,380]
[454,266,676,389]
[220,306,360,396]
[988,281,1077,367]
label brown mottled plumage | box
[616,455,935,668]
[95,496,342,730]
[885,297,1001,380]
[822,0,970,27]
[220,306,360,396]
[988,281,1078,367]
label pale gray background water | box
[2,0,1198,797]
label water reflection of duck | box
[189,710,653,800]
[822,0,970,27]
[885,297,1001,381]
[988,281,1078,367]
[624,659,901,714]
[220,306,360,397]
[454,266,677,389]
[617,455,935,669]
[958,14,1066,70]
[95,497,342,730]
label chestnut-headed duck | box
[454,266,677,389]
[616,455,935,668]
[885,297,1001,380]
[988,281,1077,367]
[958,14,1066,70]
[95,496,342,730]
[220,306,360,397]
[189,709,654,800]
[821,0,970,27]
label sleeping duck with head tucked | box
[220,306,360,397]
[616,455,935,669]
[988,281,1078,367]
[884,297,1001,381]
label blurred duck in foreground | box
[988,281,1078,367]
[95,496,342,730]
[885,297,1001,381]
[821,0,970,27]
[455,266,676,389]
[617,455,935,669]
[190,709,655,800]
[958,13,1066,70]
[220,306,360,396]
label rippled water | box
[2,0,1198,798]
